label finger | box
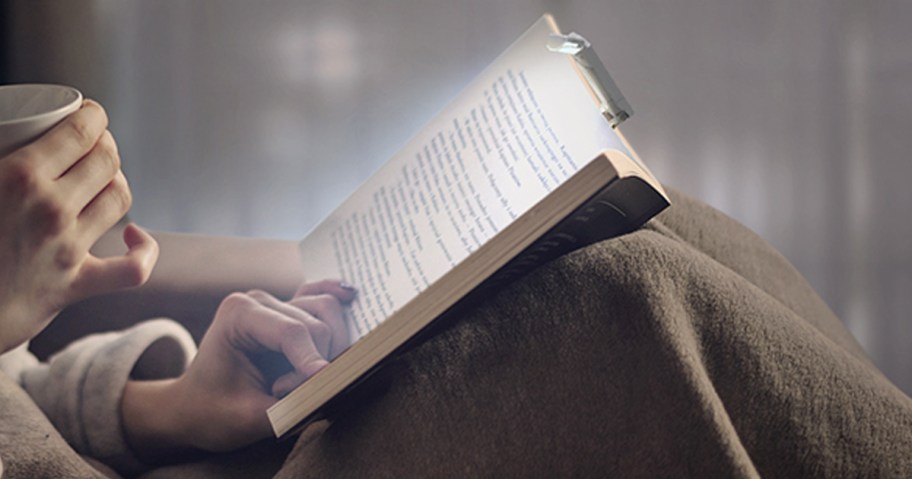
[246,290,333,358]
[288,294,350,358]
[75,170,132,251]
[295,279,357,303]
[57,130,120,210]
[25,100,109,178]
[69,223,159,301]
[227,295,329,383]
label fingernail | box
[339,281,357,291]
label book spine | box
[474,175,667,293]
[393,174,668,353]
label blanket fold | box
[276,188,912,478]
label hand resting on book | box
[120,281,355,461]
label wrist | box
[122,378,195,462]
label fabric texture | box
[0,372,108,478]
[1,187,911,477]
[274,187,912,478]
[0,319,196,477]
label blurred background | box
[3,0,910,393]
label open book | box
[267,14,669,437]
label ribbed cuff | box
[21,319,196,476]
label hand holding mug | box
[0,86,158,353]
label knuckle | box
[221,292,255,311]
[314,294,342,316]
[309,320,332,345]
[53,243,80,270]
[94,133,122,175]
[101,131,121,168]
[63,115,96,148]
[217,293,255,321]
[246,289,269,301]
[314,293,341,308]
[0,157,40,199]
[277,321,307,341]
[120,177,133,209]
[106,174,133,214]
[33,195,71,236]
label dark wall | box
[1,2,9,83]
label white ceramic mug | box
[0,83,83,157]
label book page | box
[299,16,630,346]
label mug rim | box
[0,83,83,127]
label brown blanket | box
[3,187,911,477]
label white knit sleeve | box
[19,319,197,476]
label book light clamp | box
[547,32,632,129]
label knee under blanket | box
[2,187,910,478]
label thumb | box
[71,223,159,301]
